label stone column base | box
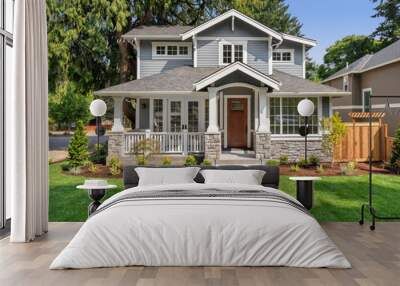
[255,132,271,159]
[204,132,221,160]
[107,131,124,163]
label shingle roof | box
[323,54,373,82]
[123,25,194,37]
[95,66,345,95]
[323,39,400,82]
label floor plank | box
[0,222,399,286]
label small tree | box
[320,113,347,165]
[390,128,400,173]
[67,120,89,173]
[132,138,160,165]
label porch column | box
[258,88,270,133]
[255,87,271,160]
[205,87,221,160]
[207,87,219,132]
[112,96,124,132]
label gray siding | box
[197,40,219,68]
[198,18,266,37]
[247,40,268,74]
[197,39,269,74]
[140,40,193,78]
[273,41,304,78]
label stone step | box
[216,159,263,165]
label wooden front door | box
[227,98,248,148]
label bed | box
[50,165,350,269]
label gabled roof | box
[194,62,281,91]
[181,9,282,41]
[94,66,346,96]
[121,9,316,47]
[322,39,400,83]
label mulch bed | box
[63,162,393,178]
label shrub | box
[320,113,347,165]
[86,161,97,173]
[297,158,309,168]
[308,154,320,167]
[316,165,324,174]
[279,155,289,165]
[136,155,147,166]
[67,120,89,172]
[162,156,172,166]
[108,155,122,176]
[290,164,300,172]
[340,161,357,175]
[201,159,212,166]
[184,155,197,166]
[390,128,400,173]
[61,162,71,172]
[266,159,280,167]
[91,142,108,165]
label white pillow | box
[200,169,265,185]
[135,167,200,186]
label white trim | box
[218,40,247,66]
[362,88,372,112]
[223,95,251,149]
[193,36,197,68]
[194,61,281,91]
[302,44,306,78]
[269,91,351,97]
[271,134,322,141]
[135,98,140,129]
[151,42,192,60]
[332,105,362,110]
[268,37,272,75]
[136,38,141,79]
[95,91,207,96]
[272,49,294,64]
[149,98,154,131]
[181,9,282,41]
[197,36,270,41]
[123,35,181,40]
[281,33,317,47]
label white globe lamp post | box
[297,99,315,162]
[90,99,107,162]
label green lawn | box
[49,163,400,222]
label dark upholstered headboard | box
[123,165,280,190]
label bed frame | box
[123,165,280,190]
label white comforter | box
[50,183,351,269]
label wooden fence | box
[334,122,394,162]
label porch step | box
[216,150,262,165]
[216,158,263,166]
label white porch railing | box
[124,131,205,154]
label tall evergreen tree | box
[371,0,400,46]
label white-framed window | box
[362,88,372,112]
[270,97,319,135]
[152,42,192,59]
[218,40,247,65]
[343,75,349,91]
[153,99,164,132]
[272,49,294,63]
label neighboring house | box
[95,9,349,162]
[323,39,400,135]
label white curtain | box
[7,0,49,242]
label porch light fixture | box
[90,99,107,162]
[297,99,315,162]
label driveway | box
[49,135,108,151]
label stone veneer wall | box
[107,132,124,163]
[255,132,271,159]
[254,133,332,162]
[204,132,221,160]
[270,137,332,162]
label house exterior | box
[323,40,400,135]
[95,9,349,162]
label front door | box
[227,98,248,148]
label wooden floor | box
[0,222,399,286]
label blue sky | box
[285,0,382,63]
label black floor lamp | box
[89,99,107,162]
[297,99,315,161]
[359,95,400,230]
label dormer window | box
[272,49,294,63]
[152,42,192,59]
[219,41,247,65]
